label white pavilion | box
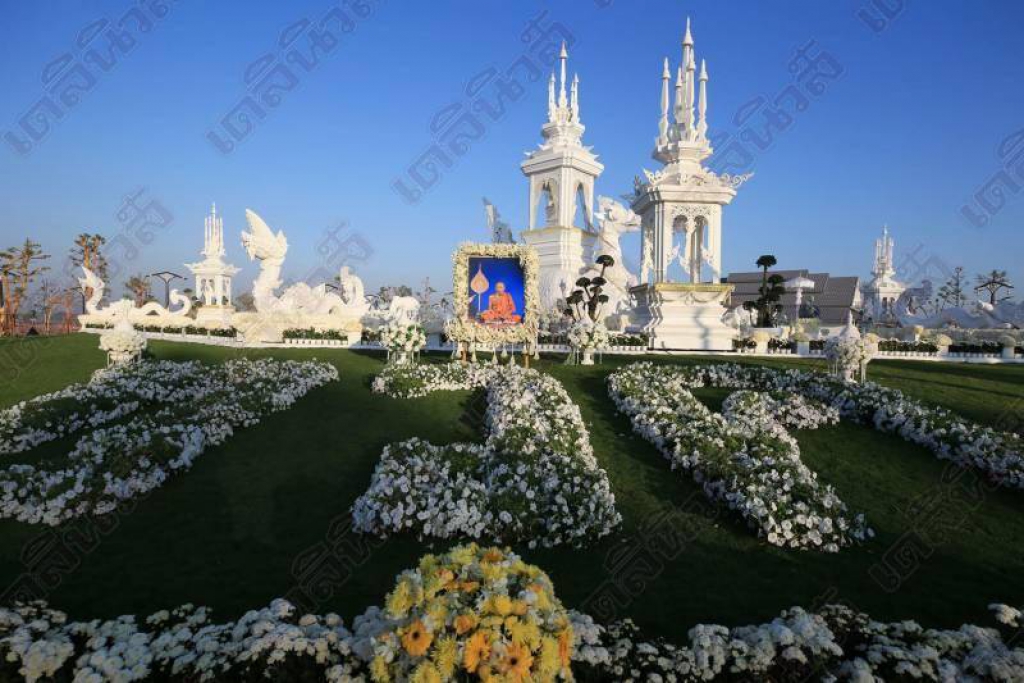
[186,204,240,324]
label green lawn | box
[1,334,1022,642]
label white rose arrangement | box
[98,327,147,365]
[824,335,874,382]
[566,320,611,352]
[380,321,427,363]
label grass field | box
[1,334,1023,642]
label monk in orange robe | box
[479,282,521,324]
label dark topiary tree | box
[564,255,614,323]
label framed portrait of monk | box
[449,242,540,346]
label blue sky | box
[1,0,1022,299]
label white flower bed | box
[698,362,1024,491]
[610,361,1024,549]
[0,361,213,455]
[608,363,871,552]
[571,602,1024,681]
[0,359,338,525]
[3,597,1022,681]
[354,363,621,547]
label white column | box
[707,214,721,284]
[655,208,672,283]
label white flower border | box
[355,363,621,547]
[2,590,1022,681]
[608,363,872,552]
[447,242,540,347]
[0,359,338,526]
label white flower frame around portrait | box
[448,242,540,347]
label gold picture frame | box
[447,242,540,347]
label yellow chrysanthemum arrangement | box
[369,543,574,682]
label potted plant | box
[792,330,811,356]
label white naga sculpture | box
[78,266,191,326]
[241,209,372,317]
[241,209,291,313]
[235,208,369,342]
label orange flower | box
[401,619,433,657]
[498,641,534,680]
[558,629,572,668]
[460,580,480,593]
[482,548,503,563]
[454,613,477,635]
[463,631,490,673]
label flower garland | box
[446,243,540,347]
[355,363,621,547]
[608,363,872,551]
[2,546,1022,682]
[0,359,338,525]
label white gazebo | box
[186,203,240,324]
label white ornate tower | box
[520,43,604,309]
[628,20,748,350]
[632,19,747,286]
[862,225,905,323]
[186,203,241,323]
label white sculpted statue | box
[78,266,191,322]
[241,209,289,313]
[241,209,371,317]
[586,196,641,312]
[483,197,514,243]
[338,266,370,315]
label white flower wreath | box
[446,242,540,347]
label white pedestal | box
[195,305,236,326]
[629,283,735,351]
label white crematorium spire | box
[187,203,240,313]
[656,17,710,154]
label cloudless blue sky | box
[2,0,1022,299]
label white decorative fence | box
[79,328,1024,363]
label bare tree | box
[974,269,1014,306]
[0,240,50,335]
[37,278,59,333]
[124,274,152,306]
